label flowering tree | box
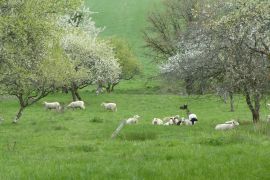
[0,0,80,123]
[61,6,121,100]
[161,0,270,123]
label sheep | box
[188,113,198,125]
[43,101,61,110]
[224,120,239,126]
[126,115,140,124]
[181,118,193,126]
[152,118,163,125]
[101,102,117,112]
[67,101,85,109]
[163,118,175,126]
[179,104,198,125]
[215,121,238,130]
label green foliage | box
[0,0,82,122]
[110,37,141,80]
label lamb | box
[43,101,61,110]
[126,115,140,124]
[152,118,163,125]
[215,121,238,130]
[67,101,85,109]
[101,102,117,112]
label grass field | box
[1,90,270,179]
[1,1,270,179]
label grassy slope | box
[85,0,161,91]
[0,93,270,179]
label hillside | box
[85,0,161,77]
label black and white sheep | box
[179,104,198,125]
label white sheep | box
[126,115,140,124]
[43,101,61,110]
[181,118,193,126]
[224,120,239,126]
[152,118,163,125]
[67,101,85,109]
[101,102,117,112]
[163,118,174,126]
[215,121,238,130]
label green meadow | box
[1,91,270,179]
[1,0,270,179]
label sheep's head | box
[43,101,47,105]
[100,102,105,107]
[134,115,140,119]
[180,104,188,110]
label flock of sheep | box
[43,101,240,131]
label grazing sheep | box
[101,102,117,112]
[215,121,238,130]
[126,115,140,124]
[67,101,85,109]
[152,118,163,125]
[44,101,61,110]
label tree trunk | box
[229,91,234,112]
[111,82,119,92]
[106,83,111,93]
[252,110,260,123]
[244,89,260,123]
[13,106,25,123]
[70,89,77,101]
[75,89,82,101]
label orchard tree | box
[0,0,81,123]
[143,0,215,62]
[61,6,121,100]
[161,0,270,123]
[105,37,141,92]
